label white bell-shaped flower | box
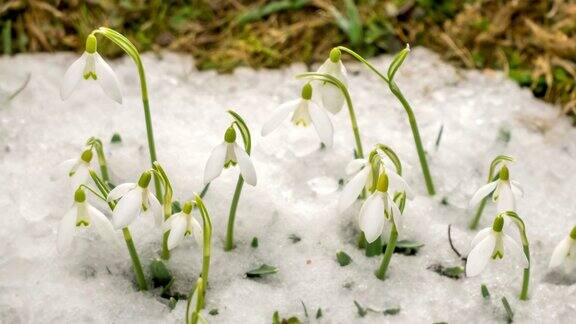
[60,34,122,103]
[107,171,162,229]
[163,201,203,250]
[469,166,523,212]
[466,215,529,277]
[261,83,334,147]
[203,126,257,186]
[549,226,576,272]
[339,154,410,212]
[58,187,118,253]
[313,48,348,114]
[358,173,403,243]
[52,148,94,190]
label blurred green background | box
[1,0,574,117]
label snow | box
[1,48,576,323]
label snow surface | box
[1,48,576,324]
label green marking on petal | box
[76,220,90,227]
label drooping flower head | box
[358,172,403,243]
[203,125,257,186]
[313,48,348,114]
[58,187,118,253]
[52,148,94,190]
[61,34,122,103]
[261,83,334,147]
[466,215,529,277]
[108,170,162,229]
[469,165,523,213]
[549,225,576,272]
[164,200,203,250]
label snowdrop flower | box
[469,166,523,212]
[58,187,117,253]
[53,148,93,190]
[313,48,348,114]
[549,226,576,272]
[163,201,203,250]
[261,83,334,146]
[107,170,162,229]
[203,126,257,186]
[61,34,122,103]
[359,173,403,243]
[466,215,529,277]
[339,154,410,212]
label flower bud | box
[376,172,389,193]
[301,83,313,100]
[182,200,193,214]
[224,126,236,143]
[80,149,93,163]
[492,215,504,232]
[85,34,97,54]
[499,166,509,181]
[138,171,152,188]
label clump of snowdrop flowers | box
[53,148,94,190]
[164,200,203,250]
[467,211,531,300]
[204,110,256,251]
[262,83,334,147]
[549,226,576,272]
[108,170,162,229]
[469,155,522,229]
[61,34,122,103]
[313,48,348,114]
[58,187,117,253]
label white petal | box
[466,234,496,277]
[319,82,345,114]
[549,237,571,269]
[233,143,257,186]
[388,195,403,233]
[162,213,176,232]
[94,53,122,104]
[308,101,334,147]
[469,180,498,208]
[70,165,90,190]
[107,183,136,201]
[51,158,78,181]
[511,180,524,198]
[387,169,413,198]
[61,53,87,100]
[112,187,142,229]
[57,206,77,253]
[190,217,204,246]
[338,166,371,212]
[503,233,529,269]
[167,215,187,250]
[358,193,385,243]
[261,99,299,136]
[496,183,515,212]
[345,159,368,176]
[471,227,492,248]
[203,142,227,184]
[148,193,163,227]
[88,205,119,247]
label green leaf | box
[168,297,177,310]
[481,284,490,299]
[353,300,368,317]
[387,45,410,81]
[336,251,352,266]
[209,308,219,316]
[150,259,173,288]
[289,234,301,243]
[110,132,122,143]
[501,297,514,323]
[246,264,278,278]
[3,20,12,56]
[384,307,400,315]
[272,311,280,324]
[236,0,310,26]
[171,200,182,213]
[251,237,259,248]
[389,239,424,255]
[428,264,464,279]
[316,308,323,319]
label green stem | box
[376,224,398,280]
[225,176,244,251]
[519,242,530,300]
[195,195,212,307]
[92,141,110,183]
[469,197,488,230]
[342,84,364,158]
[389,83,435,195]
[122,228,148,291]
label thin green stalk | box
[88,138,110,183]
[195,195,212,308]
[501,211,530,300]
[389,83,435,195]
[337,46,436,195]
[151,162,173,260]
[88,170,148,291]
[520,244,530,301]
[469,197,488,230]
[122,228,148,290]
[225,176,244,251]
[376,224,397,280]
